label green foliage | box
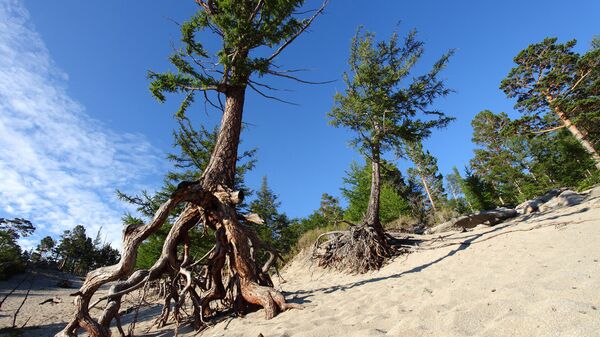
[55,225,120,275]
[529,129,597,188]
[465,109,596,209]
[329,28,454,158]
[342,161,411,224]
[0,218,34,280]
[286,221,348,259]
[329,28,453,228]
[0,231,26,280]
[577,170,600,191]
[500,37,600,150]
[500,38,579,114]
[445,166,471,214]
[469,110,534,205]
[149,0,326,117]
[0,218,35,240]
[248,176,293,254]
[406,141,446,211]
[459,168,498,211]
[33,236,56,263]
[279,193,345,259]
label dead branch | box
[12,277,33,328]
[267,0,329,62]
[39,297,62,305]
[0,274,28,310]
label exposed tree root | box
[55,182,300,337]
[313,224,391,274]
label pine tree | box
[459,168,498,211]
[328,28,453,237]
[500,37,600,169]
[59,2,329,334]
[248,176,292,254]
[446,166,472,213]
[469,110,532,205]
[406,141,446,216]
[0,218,35,280]
[36,236,56,262]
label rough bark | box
[549,96,600,170]
[55,182,208,337]
[364,152,384,236]
[55,85,299,337]
[202,86,246,189]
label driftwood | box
[426,208,518,234]
[515,189,564,214]
[515,189,586,214]
[538,190,585,212]
[39,297,63,305]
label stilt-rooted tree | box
[318,28,453,273]
[56,1,328,336]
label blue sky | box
[1,0,598,250]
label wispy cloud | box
[0,0,164,250]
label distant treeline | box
[0,218,119,280]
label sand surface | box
[1,189,599,337]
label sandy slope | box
[1,189,599,337]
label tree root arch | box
[55,182,300,337]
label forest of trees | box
[4,2,597,336]
[0,219,119,280]
[121,32,599,277]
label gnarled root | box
[313,224,390,273]
[240,280,303,319]
[55,183,300,337]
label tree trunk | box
[514,180,524,198]
[202,86,246,189]
[363,150,384,236]
[550,98,600,170]
[420,175,437,214]
[55,85,299,336]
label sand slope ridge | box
[203,190,600,337]
[1,189,599,337]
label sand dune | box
[1,190,599,337]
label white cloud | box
[0,0,164,251]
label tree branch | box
[248,82,298,105]
[266,0,329,62]
[532,124,566,134]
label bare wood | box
[531,125,566,134]
[421,175,437,213]
[267,0,329,62]
[39,297,62,305]
[0,274,28,309]
[12,278,33,328]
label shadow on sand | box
[287,205,590,300]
